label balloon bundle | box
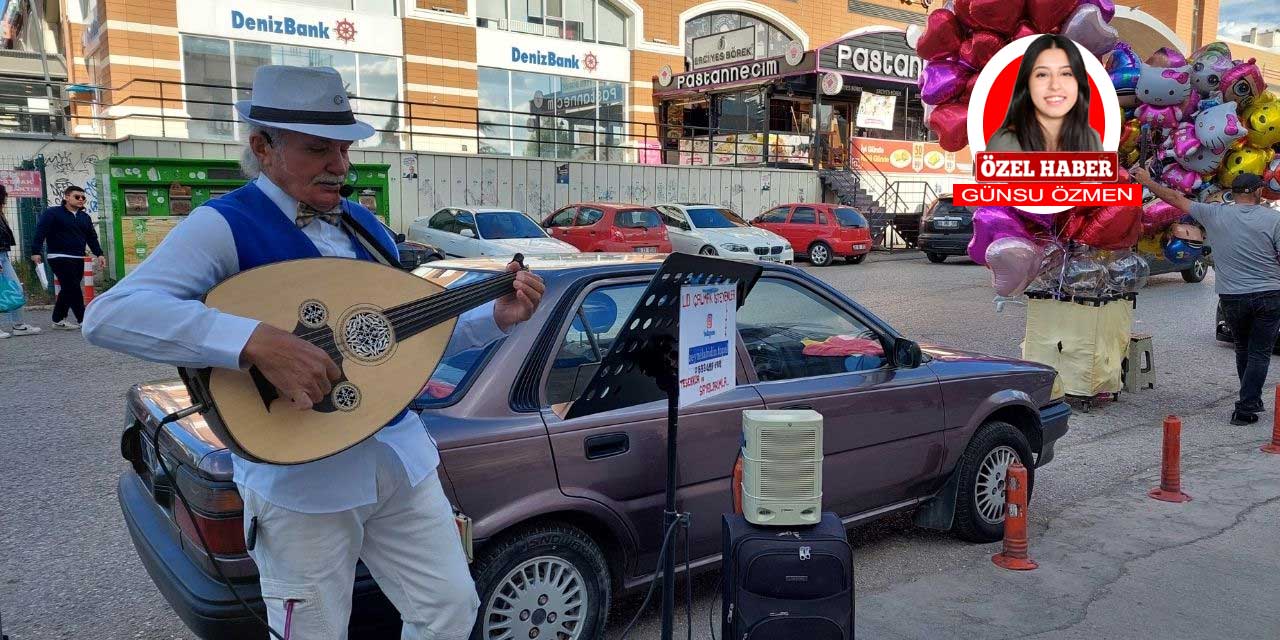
[910,0,1120,152]
[1115,40,1280,264]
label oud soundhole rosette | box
[332,382,361,412]
[299,299,329,328]
[339,307,395,364]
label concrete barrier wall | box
[116,137,824,232]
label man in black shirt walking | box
[30,185,105,330]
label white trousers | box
[241,462,480,640]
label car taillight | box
[175,504,247,556]
[173,466,246,555]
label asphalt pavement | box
[2,252,1277,639]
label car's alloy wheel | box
[951,420,1034,543]
[974,445,1018,525]
[809,242,832,267]
[483,556,586,640]
[699,246,718,256]
[471,524,610,640]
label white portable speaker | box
[741,409,823,526]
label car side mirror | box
[395,232,406,244]
[892,337,922,369]
[460,228,475,238]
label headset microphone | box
[339,184,354,197]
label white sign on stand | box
[678,283,737,407]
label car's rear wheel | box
[1182,258,1208,283]
[471,524,610,640]
[951,421,1035,543]
[808,241,833,267]
[847,253,867,265]
[699,245,718,256]
[926,252,947,263]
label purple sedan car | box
[116,254,1068,639]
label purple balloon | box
[1080,0,1115,22]
[1061,3,1119,57]
[968,206,1033,266]
[919,60,971,106]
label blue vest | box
[205,181,409,424]
[205,181,398,270]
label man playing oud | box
[84,65,545,639]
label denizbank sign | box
[476,30,630,83]
[178,0,403,57]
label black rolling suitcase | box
[721,512,853,640]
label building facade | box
[16,0,1277,164]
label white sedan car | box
[654,203,794,264]
[408,207,578,259]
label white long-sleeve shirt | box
[84,174,506,513]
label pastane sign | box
[817,30,922,82]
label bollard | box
[1262,387,1280,455]
[991,460,1037,571]
[82,256,95,304]
[1148,415,1192,502]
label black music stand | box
[566,252,762,640]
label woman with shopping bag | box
[0,184,41,338]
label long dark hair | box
[995,35,1093,152]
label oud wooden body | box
[195,258,458,465]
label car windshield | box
[616,208,663,228]
[477,212,548,239]
[411,269,509,408]
[687,207,746,229]
[834,208,868,228]
[933,200,971,217]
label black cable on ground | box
[154,407,285,640]
[619,514,684,640]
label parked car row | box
[404,202,875,267]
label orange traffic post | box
[1149,415,1191,503]
[1263,387,1280,455]
[991,460,1037,571]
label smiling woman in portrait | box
[987,35,1102,153]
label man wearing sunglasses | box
[30,185,105,330]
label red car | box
[752,203,873,266]
[542,202,672,253]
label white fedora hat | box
[234,65,375,141]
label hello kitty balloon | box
[1193,101,1247,155]
[1136,64,1194,128]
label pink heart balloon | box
[1012,21,1038,40]
[956,0,1025,36]
[986,236,1045,297]
[961,31,1005,69]
[929,103,970,153]
[1027,0,1078,33]
[969,206,1033,265]
[916,9,967,61]
[920,60,972,105]
[1061,3,1119,57]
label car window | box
[548,207,577,227]
[791,207,817,224]
[577,207,604,226]
[454,211,478,235]
[757,207,789,224]
[616,208,663,228]
[546,283,647,406]
[476,211,548,239]
[658,206,691,230]
[833,208,868,228]
[818,211,828,225]
[687,207,746,229]
[428,209,455,231]
[738,278,886,381]
[411,271,509,408]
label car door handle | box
[584,433,629,460]
[780,404,815,411]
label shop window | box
[478,68,514,156]
[479,67,627,161]
[716,91,765,135]
[181,36,234,141]
[355,53,401,149]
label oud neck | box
[385,271,517,341]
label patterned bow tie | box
[296,202,342,228]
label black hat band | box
[248,105,356,125]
